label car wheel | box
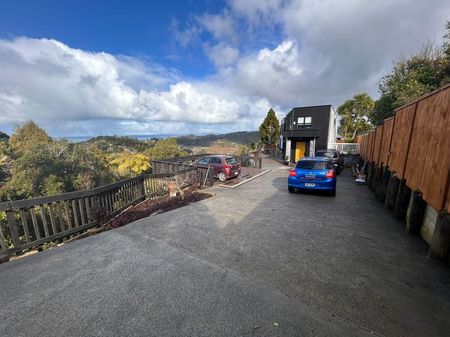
[218,172,227,182]
[330,189,336,196]
[288,186,295,193]
[336,168,341,175]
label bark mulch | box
[104,187,212,230]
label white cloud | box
[1,0,449,136]
[0,37,272,136]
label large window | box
[297,116,312,127]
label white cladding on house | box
[327,106,337,149]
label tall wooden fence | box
[359,84,450,211]
[0,167,199,256]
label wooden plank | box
[0,189,93,211]
[404,98,433,190]
[373,125,384,167]
[48,203,58,235]
[84,198,91,223]
[39,205,50,237]
[64,201,73,229]
[57,202,65,232]
[72,200,80,227]
[379,117,394,165]
[78,199,86,225]
[0,223,7,251]
[6,210,20,247]
[7,220,99,254]
[30,207,41,240]
[419,87,450,210]
[388,103,417,178]
[19,209,31,243]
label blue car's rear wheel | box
[329,189,336,196]
[288,186,295,193]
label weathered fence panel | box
[358,84,450,212]
[379,117,394,166]
[416,88,450,211]
[373,125,384,166]
[366,131,375,162]
[388,103,417,178]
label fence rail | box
[359,84,450,211]
[0,167,200,256]
[331,143,360,154]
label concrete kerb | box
[219,169,272,189]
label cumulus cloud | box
[0,37,268,135]
[1,0,449,136]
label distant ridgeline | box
[175,131,259,147]
[0,131,9,140]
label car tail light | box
[224,164,232,172]
[325,170,336,178]
[289,169,296,177]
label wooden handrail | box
[0,166,200,256]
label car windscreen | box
[225,157,237,165]
[296,161,329,170]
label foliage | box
[9,121,52,155]
[147,138,187,161]
[0,141,12,185]
[259,108,280,145]
[372,23,450,123]
[338,93,374,141]
[85,135,153,153]
[0,130,9,140]
[109,153,151,177]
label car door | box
[210,156,222,176]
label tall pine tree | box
[259,109,280,145]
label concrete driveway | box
[1,166,449,337]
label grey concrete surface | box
[1,166,450,337]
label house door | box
[295,142,306,162]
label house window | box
[297,116,312,127]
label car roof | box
[298,157,330,162]
[316,149,336,152]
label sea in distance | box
[61,134,183,143]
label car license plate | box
[305,183,315,187]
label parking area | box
[1,165,450,337]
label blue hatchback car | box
[288,157,337,196]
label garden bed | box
[104,187,212,230]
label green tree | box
[0,141,12,186]
[70,144,114,190]
[372,23,450,123]
[338,93,374,142]
[8,141,73,197]
[9,121,52,155]
[147,138,186,161]
[259,108,280,145]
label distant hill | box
[0,131,9,140]
[176,131,259,147]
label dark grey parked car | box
[315,149,344,174]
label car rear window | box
[315,151,333,158]
[296,161,330,170]
[225,157,237,164]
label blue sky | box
[0,0,449,137]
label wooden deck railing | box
[0,167,199,256]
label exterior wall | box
[281,105,334,152]
[327,106,337,149]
